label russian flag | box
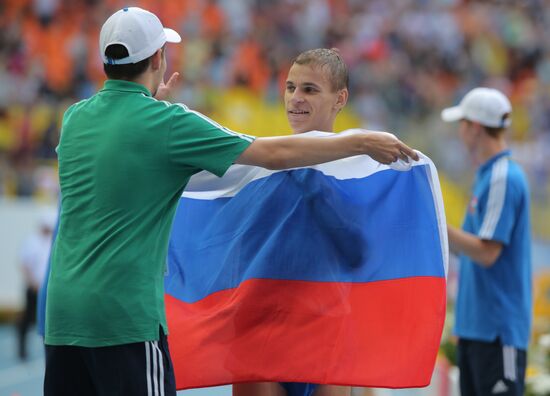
[165,132,448,390]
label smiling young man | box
[285,49,349,135]
[233,48,377,396]
[441,87,532,396]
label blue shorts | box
[458,338,526,396]
[280,382,319,396]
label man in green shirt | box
[45,7,418,396]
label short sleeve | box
[167,104,255,177]
[477,160,520,244]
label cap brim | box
[441,106,464,123]
[164,28,181,43]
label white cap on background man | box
[99,7,181,65]
[441,87,512,128]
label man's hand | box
[154,72,180,101]
[361,131,419,164]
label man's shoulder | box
[63,97,92,119]
[136,97,199,122]
[137,95,182,110]
[506,159,528,183]
[499,158,529,199]
[482,156,528,192]
[473,157,528,216]
[151,100,242,133]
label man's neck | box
[477,135,507,165]
[134,73,156,96]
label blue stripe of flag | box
[166,165,444,303]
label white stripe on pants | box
[503,345,517,381]
[145,341,165,396]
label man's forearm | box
[236,130,418,169]
[241,134,364,169]
[448,225,502,267]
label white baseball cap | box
[441,87,512,128]
[99,7,181,65]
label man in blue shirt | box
[441,87,532,396]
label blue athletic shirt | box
[454,150,532,349]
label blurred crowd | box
[0,0,548,232]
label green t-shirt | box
[45,80,253,347]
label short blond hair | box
[293,48,349,92]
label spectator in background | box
[441,87,532,396]
[17,208,56,360]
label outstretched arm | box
[236,130,418,169]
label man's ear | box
[334,88,349,111]
[151,49,163,71]
[471,121,484,136]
